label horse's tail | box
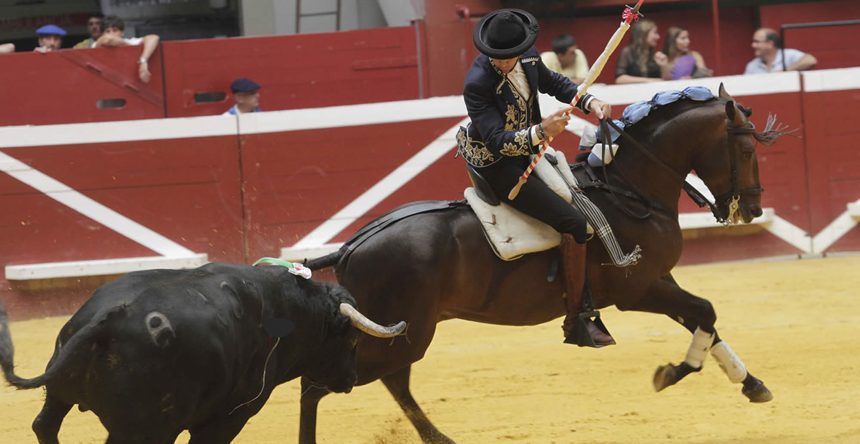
[0,305,122,389]
[305,249,344,270]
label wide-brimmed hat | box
[473,8,538,59]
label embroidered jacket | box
[458,47,593,168]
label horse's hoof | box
[653,364,678,392]
[742,378,774,403]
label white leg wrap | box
[683,327,715,369]
[710,341,748,383]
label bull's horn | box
[339,303,407,338]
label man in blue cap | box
[223,78,262,115]
[34,24,66,53]
[456,8,615,347]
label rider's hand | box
[540,107,573,139]
[588,99,611,120]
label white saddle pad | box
[465,147,580,261]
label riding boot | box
[559,234,616,347]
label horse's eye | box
[743,153,753,160]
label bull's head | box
[302,285,406,394]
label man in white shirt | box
[94,16,160,83]
[540,34,589,83]
[744,27,816,74]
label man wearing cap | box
[223,78,262,115]
[34,24,66,53]
[457,8,615,347]
[94,16,160,83]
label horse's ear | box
[718,82,730,99]
[725,100,738,123]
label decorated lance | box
[508,0,645,200]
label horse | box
[297,85,786,443]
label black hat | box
[230,78,260,93]
[473,9,538,59]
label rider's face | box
[491,57,519,74]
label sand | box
[2,255,859,443]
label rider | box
[458,8,615,347]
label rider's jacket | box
[458,47,592,169]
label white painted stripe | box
[0,115,238,149]
[679,208,773,230]
[281,244,343,261]
[587,71,802,105]
[292,118,470,248]
[238,95,468,135]
[767,214,812,254]
[0,151,195,257]
[810,198,860,254]
[802,67,860,92]
[4,254,208,280]
[683,174,716,204]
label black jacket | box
[458,47,592,168]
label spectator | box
[0,43,14,54]
[34,24,66,53]
[663,26,712,80]
[615,19,669,84]
[94,16,160,83]
[74,13,104,49]
[745,27,817,74]
[223,78,262,115]
[540,34,589,84]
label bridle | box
[599,110,763,224]
[711,122,764,224]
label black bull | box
[298,87,786,443]
[0,262,405,443]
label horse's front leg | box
[628,274,773,403]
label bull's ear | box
[263,318,295,338]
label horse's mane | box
[623,95,792,145]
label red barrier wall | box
[162,27,421,118]
[3,70,860,321]
[0,46,164,126]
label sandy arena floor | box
[2,255,859,443]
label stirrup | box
[563,310,615,348]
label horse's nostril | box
[752,206,763,217]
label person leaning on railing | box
[745,27,817,74]
[94,15,160,83]
[615,19,669,84]
[662,26,712,80]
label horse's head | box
[692,84,785,224]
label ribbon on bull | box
[508,0,646,200]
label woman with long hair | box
[663,26,712,80]
[615,19,669,84]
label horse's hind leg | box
[32,393,72,444]
[382,365,454,444]
[630,275,772,402]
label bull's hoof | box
[653,364,678,392]
[742,377,774,403]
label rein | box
[594,114,762,224]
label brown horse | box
[298,85,784,443]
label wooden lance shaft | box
[508,0,644,200]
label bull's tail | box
[0,305,123,389]
[304,249,344,270]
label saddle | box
[465,147,587,261]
